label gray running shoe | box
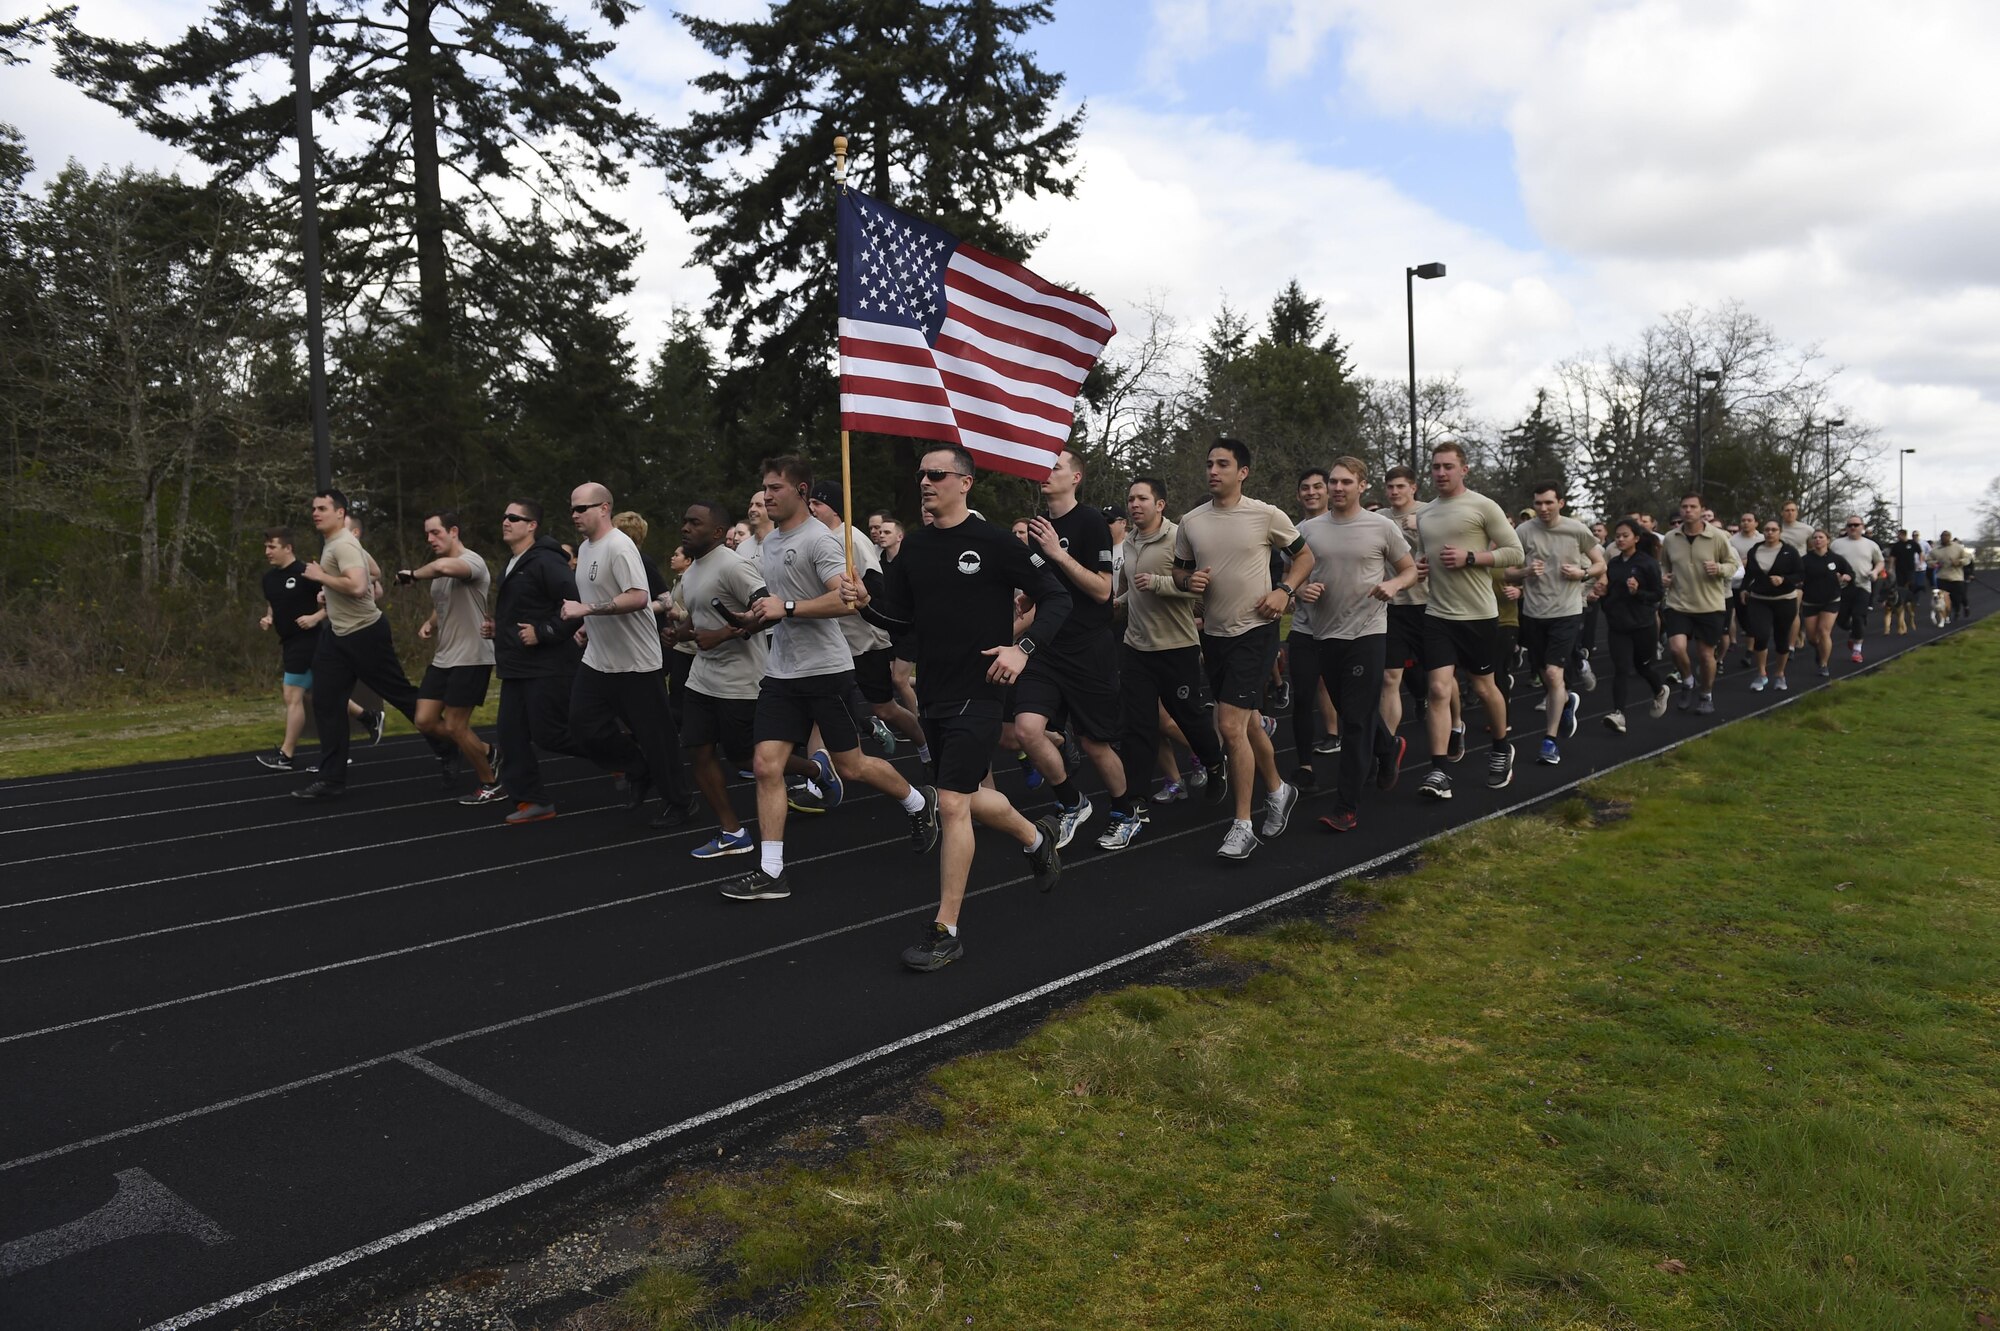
[1418,769,1453,800]
[1603,710,1627,734]
[1259,781,1299,838]
[1217,821,1260,860]
[1095,809,1143,851]
[1650,684,1673,719]
[1054,795,1094,849]
[1694,694,1715,716]
[908,784,940,853]
[902,921,964,972]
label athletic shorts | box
[920,700,1002,794]
[1012,633,1122,741]
[280,632,319,676]
[754,671,861,750]
[419,663,493,708]
[1201,623,1280,711]
[1802,600,1837,618]
[853,645,896,705]
[891,631,917,663]
[1386,603,1427,672]
[1519,614,1582,677]
[1660,608,1727,648]
[1421,615,1499,676]
[282,670,313,690]
[681,688,754,762]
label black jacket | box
[493,534,582,679]
[1742,542,1803,600]
[1602,551,1664,633]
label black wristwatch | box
[1015,637,1037,657]
[784,599,797,618]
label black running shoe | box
[1445,728,1467,763]
[624,775,652,811]
[1288,764,1317,790]
[720,868,790,901]
[1026,814,1062,892]
[365,710,386,744]
[1270,677,1293,712]
[902,921,964,972]
[1487,744,1515,789]
[1418,768,1453,800]
[908,784,940,853]
[648,795,700,829]
[257,748,296,772]
[459,781,506,806]
[1375,734,1407,791]
[292,779,345,801]
[1201,758,1230,805]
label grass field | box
[595,621,2000,1330]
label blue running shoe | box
[810,749,843,810]
[692,829,755,859]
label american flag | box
[837,190,1115,481]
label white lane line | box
[0,735,441,800]
[395,1053,609,1155]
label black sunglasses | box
[572,502,604,514]
[916,468,970,483]
[501,512,531,524]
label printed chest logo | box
[588,560,599,582]
[784,549,797,564]
[284,577,298,590]
[957,550,982,575]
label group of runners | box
[257,441,1977,971]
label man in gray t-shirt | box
[673,500,770,859]
[1511,483,1604,760]
[558,482,693,825]
[399,510,502,799]
[718,457,938,903]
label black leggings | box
[1607,622,1666,712]
[1314,634,1397,815]
[1744,597,1798,654]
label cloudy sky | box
[5,0,1997,533]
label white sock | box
[898,786,927,814]
[1233,818,1254,832]
[1024,830,1045,854]
[943,922,958,936]
[917,744,933,764]
[760,841,784,877]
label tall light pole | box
[1691,368,1721,495]
[1898,448,1916,529]
[1406,262,1446,475]
[1820,417,1846,527]
[291,0,331,492]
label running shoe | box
[291,780,345,801]
[1062,732,1086,776]
[736,768,755,780]
[505,801,556,825]
[1217,821,1260,860]
[1578,658,1598,692]
[1677,680,1696,711]
[1185,758,1209,791]
[1850,644,1863,664]
[1026,814,1062,892]
[1694,695,1715,716]
[1418,769,1453,800]
[1133,798,1153,825]
[1314,734,1343,755]
[1534,698,1548,713]
[486,742,502,775]
[871,716,899,755]
[459,781,507,806]
[1201,758,1230,806]
[809,749,844,809]
[1054,795,1094,849]
[624,775,653,810]
[692,829,754,858]
[902,921,964,972]
[1749,676,1769,692]
[1487,744,1515,789]
[1537,737,1561,766]
[1318,810,1358,834]
[1817,665,1831,678]
[1650,684,1672,719]
[908,784,941,854]
[1288,764,1317,791]
[256,748,296,772]
[365,710,386,744]
[719,868,790,901]
[1019,752,1043,791]
[1260,715,1278,740]
[1270,677,1293,712]
[1561,693,1580,738]
[1445,727,1467,763]
[1095,809,1143,851]
[1774,675,1788,692]
[1153,779,1185,804]
[1376,735,1407,791]
[786,778,826,815]
[1603,709,1627,734]
[1260,781,1299,838]
[438,753,460,788]
[648,796,699,829]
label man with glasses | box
[485,500,584,824]
[718,456,939,902]
[561,482,695,826]
[842,445,1066,971]
[397,511,502,803]
[1829,515,1886,663]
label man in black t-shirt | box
[256,525,377,771]
[844,444,1067,973]
[1887,530,1922,635]
[1015,450,1138,849]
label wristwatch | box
[784,599,797,618]
[1015,637,1037,657]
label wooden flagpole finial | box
[833,134,848,185]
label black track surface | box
[1,604,1985,1330]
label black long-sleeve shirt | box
[1797,551,1856,606]
[859,514,1072,711]
[1602,551,1664,633]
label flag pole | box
[833,133,855,582]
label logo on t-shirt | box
[284,577,297,590]
[784,548,797,564]
[587,560,599,583]
[957,550,982,575]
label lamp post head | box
[1410,262,1446,280]
[1827,418,1846,428]
[1698,369,1721,384]
[1902,448,1916,455]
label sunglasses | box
[916,469,970,483]
[501,512,531,524]
[572,502,604,514]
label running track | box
[1,602,1987,1330]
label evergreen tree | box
[663,0,1083,517]
[1491,390,1569,510]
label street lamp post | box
[1820,417,1846,527]
[1691,368,1721,495]
[291,0,331,492]
[1405,262,1446,475]
[1898,448,1916,529]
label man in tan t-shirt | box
[295,487,437,801]
[1172,438,1314,860]
[399,509,501,803]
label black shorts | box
[1660,608,1727,647]
[920,700,1003,794]
[1012,632,1122,741]
[1518,614,1582,677]
[1386,604,1426,672]
[279,631,319,676]
[854,646,896,705]
[1421,615,1499,676]
[419,663,493,708]
[681,688,754,762]
[1201,623,1280,710]
[1802,600,1837,618]
[754,671,861,751]
[891,631,917,663]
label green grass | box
[610,620,2000,1329]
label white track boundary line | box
[129,615,1985,1331]
[395,1054,609,1155]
